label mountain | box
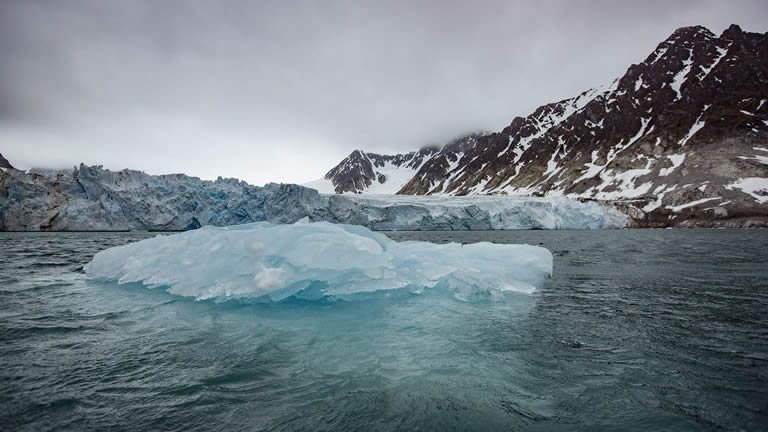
[305,134,484,194]
[0,153,15,170]
[0,164,624,231]
[310,25,768,227]
[304,147,437,194]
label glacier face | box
[341,195,628,230]
[0,164,326,231]
[84,222,554,302]
[0,164,627,231]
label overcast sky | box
[1,0,766,185]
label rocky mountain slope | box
[0,163,625,231]
[0,153,15,170]
[310,25,768,227]
[305,133,484,194]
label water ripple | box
[0,230,767,431]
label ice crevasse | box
[85,222,553,302]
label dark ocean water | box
[1,229,767,431]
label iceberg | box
[84,222,553,302]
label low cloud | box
[1,0,766,184]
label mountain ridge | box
[0,153,15,170]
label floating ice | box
[85,222,553,302]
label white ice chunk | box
[85,222,553,302]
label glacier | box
[339,194,628,230]
[84,222,554,302]
[0,164,627,231]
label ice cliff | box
[85,222,554,301]
[0,164,627,231]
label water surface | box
[1,230,766,431]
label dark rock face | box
[316,25,768,227]
[0,153,15,170]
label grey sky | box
[1,0,766,185]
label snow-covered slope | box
[303,149,435,194]
[0,164,626,230]
[301,177,336,194]
[304,134,482,194]
[313,25,768,227]
[303,157,425,194]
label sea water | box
[1,230,766,431]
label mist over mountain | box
[309,25,768,227]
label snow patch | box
[305,152,432,195]
[679,106,710,146]
[649,46,668,64]
[303,178,338,194]
[590,159,654,200]
[575,118,651,184]
[738,155,768,165]
[634,75,644,92]
[667,197,721,212]
[698,44,730,80]
[670,49,693,100]
[659,154,686,176]
[725,178,768,203]
[643,185,674,213]
[365,160,425,194]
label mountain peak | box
[0,153,15,170]
[723,23,743,37]
[670,25,715,39]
